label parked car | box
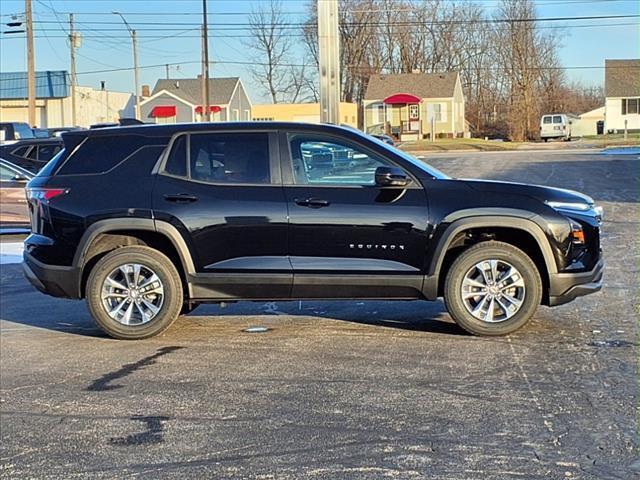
[0,122,36,145]
[48,127,83,137]
[23,123,603,339]
[540,113,578,142]
[0,138,63,174]
[371,133,395,146]
[0,158,34,226]
[32,128,50,138]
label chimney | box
[142,85,150,98]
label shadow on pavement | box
[86,346,185,391]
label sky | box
[0,0,639,103]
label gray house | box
[140,76,252,123]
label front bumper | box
[23,251,81,299]
[547,258,604,306]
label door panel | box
[152,131,291,299]
[282,132,430,298]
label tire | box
[86,246,183,340]
[543,138,548,142]
[444,241,542,336]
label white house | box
[140,77,251,124]
[604,59,640,134]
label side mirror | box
[375,166,411,187]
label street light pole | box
[25,0,36,126]
[113,11,141,120]
[317,0,340,125]
[69,13,77,126]
[202,0,211,122]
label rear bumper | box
[548,258,604,307]
[23,251,81,299]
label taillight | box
[26,188,68,203]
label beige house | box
[363,72,466,141]
[252,102,358,127]
[573,106,605,137]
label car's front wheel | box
[444,241,542,336]
[86,246,183,339]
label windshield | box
[370,137,450,179]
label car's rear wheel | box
[444,241,542,336]
[86,246,183,339]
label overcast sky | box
[1,0,638,103]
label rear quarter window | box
[57,135,167,175]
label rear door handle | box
[294,198,330,208]
[164,193,198,203]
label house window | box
[232,109,240,121]
[622,98,639,115]
[432,104,442,122]
[244,109,251,121]
[409,104,419,120]
[372,103,385,125]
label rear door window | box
[189,132,271,184]
[553,116,562,124]
[164,135,187,177]
[543,116,552,124]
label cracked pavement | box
[0,150,638,479]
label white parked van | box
[540,114,578,142]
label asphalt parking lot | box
[1,149,637,479]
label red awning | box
[383,93,421,104]
[150,105,177,118]
[195,105,222,114]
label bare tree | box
[247,0,314,103]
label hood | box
[461,179,594,206]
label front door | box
[152,130,291,299]
[281,131,430,298]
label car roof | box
[66,121,364,140]
[0,138,62,148]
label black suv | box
[23,123,603,339]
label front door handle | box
[295,198,330,208]
[164,193,198,203]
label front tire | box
[86,246,183,339]
[444,241,542,336]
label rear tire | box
[444,241,542,336]
[86,246,183,339]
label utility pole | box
[317,0,340,125]
[113,12,140,120]
[25,0,36,126]
[202,0,211,122]
[69,14,78,126]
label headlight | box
[546,200,591,212]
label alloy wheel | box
[101,263,165,325]
[460,259,526,323]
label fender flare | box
[73,218,196,276]
[428,209,559,278]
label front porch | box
[367,93,423,142]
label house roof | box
[364,72,459,101]
[0,70,69,100]
[605,59,640,97]
[151,77,240,105]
